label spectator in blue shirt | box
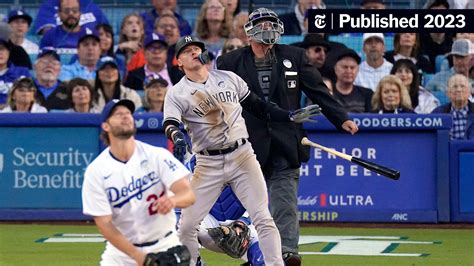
[141,0,192,36]
[59,27,101,81]
[0,39,31,108]
[40,0,94,55]
[33,0,108,35]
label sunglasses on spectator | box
[314,46,327,53]
[224,45,243,51]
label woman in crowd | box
[116,13,145,72]
[221,37,244,55]
[96,23,126,79]
[390,59,440,113]
[93,56,142,111]
[195,0,232,56]
[384,33,434,74]
[136,76,168,113]
[1,77,47,113]
[65,78,100,113]
[231,12,249,46]
[372,75,414,114]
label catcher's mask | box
[244,8,284,45]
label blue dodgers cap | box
[78,27,100,45]
[101,99,135,123]
[37,46,60,61]
[144,32,168,48]
[96,56,119,71]
[8,9,32,25]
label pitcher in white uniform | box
[163,35,321,266]
[82,99,196,266]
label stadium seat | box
[435,55,449,73]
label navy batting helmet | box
[244,8,284,45]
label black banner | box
[308,9,474,33]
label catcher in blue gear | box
[184,155,264,266]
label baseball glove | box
[208,221,251,258]
[143,245,191,266]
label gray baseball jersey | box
[164,69,283,265]
[163,69,250,153]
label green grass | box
[1,224,473,265]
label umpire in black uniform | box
[217,8,358,266]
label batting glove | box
[172,131,187,163]
[289,104,322,123]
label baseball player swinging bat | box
[301,137,400,180]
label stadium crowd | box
[0,0,472,139]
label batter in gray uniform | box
[163,35,320,265]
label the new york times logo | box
[308,9,474,33]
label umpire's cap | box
[175,35,205,58]
[101,99,135,123]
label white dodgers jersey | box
[82,140,190,244]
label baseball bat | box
[301,137,400,180]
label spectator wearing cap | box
[280,0,326,36]
[141,0,192,37]
[64,77,100,113]
[354,33,393,91]
[0,39,31,108]
[59,27,102,81]
[33,47,69,110]
[125,33,183,91]
[426,39,474,95]
[432,74,474,140]
[7,9,38,54]
[33,0,108,36]
[299,34,330,76]
[333,49,374,113]
[360,0,386,9]
[40,0,85,55]
[1,77,47,113]
[136,76,169,113]
[0,22,31,69]
[384,33,434,74]
[94,56,142,111]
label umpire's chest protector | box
[217,45,310,167]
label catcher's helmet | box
[244,8,284,45]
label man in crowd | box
[34,47,69,111]
[141,0,192,36]
[355,33,393,91]
[59,27,101,81]
[333,48,374,113]
[125,33,183,91]
[280,0,326,35]
[40,0,85,55]
[432,74,473,139]
[426,39,473,93]
[7,9,39,54]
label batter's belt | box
[198,139,247,156]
